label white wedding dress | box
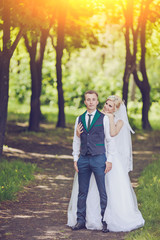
[67,104,145,232]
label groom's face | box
[84,93,99,112]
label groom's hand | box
[105,162,112,174]
[74,161,79,173]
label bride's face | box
[104,100,115,113]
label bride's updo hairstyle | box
[106,95,123,112]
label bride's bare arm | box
[106,113,123,137]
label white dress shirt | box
[72,110,115,162]
[86,110,96,128]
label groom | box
[72,90,115,232]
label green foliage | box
[8,19,160,111]
[63,33,125,108]
[0,159,37,202]
[126,159,160,240]
[41,38,57,106]
[10,38,31,104]
[147,56,160,103]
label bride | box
[67,95,145,232]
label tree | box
[132,0,151,129]
[20,0,55,131]
[54,1,67,127]
[101,0,159,129]
[50,0,101,127]
[0,0,23,156]
[122,0,160,129]
[24,29,49,131]
[0,0,52,154]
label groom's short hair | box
[84,90,98,98]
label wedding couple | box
[67,90,145,232]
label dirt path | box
[0,123,160,240]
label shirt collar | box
[86,109,97,117]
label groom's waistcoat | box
[78,110,105,156]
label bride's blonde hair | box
[106,95,123,111]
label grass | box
[128,101,160,131]
[7,101,160,130]
[7,101,85,125]
[126,159,160,240]
[0,159,37,202]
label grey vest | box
[78,110,105,156]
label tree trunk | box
[133,70,151,129]
[139,16,151,129]
[37,29,49,121]
[122,67,130,106]
[141,86,151,129]
[122,0,151,129]
[122,36,132,106]
[130,75,136,101]
[0,57,10,156]
[24,30,48,131]
[0,0,22,156]
[0,0,10,156]
[122,2,133,106]
[29,49,41,132]
[55,8,66,128]
[132,4,151,130]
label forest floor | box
[0,122,160,240]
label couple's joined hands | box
[74,161,112,173]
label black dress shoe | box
[102,222,109,233]
[71,222,86,231]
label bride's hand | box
[105,161,112,173]
[101,109,113,118]
[105,112,114,118]
[76,123,83,137]
[74,161,79,172]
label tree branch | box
[146,0,153,6]
[151,10,160,18]
[9,28,23,58]
[23,33,32,52]
[119,0,126,17]
[49,34,56,50]
[133,69,142,89]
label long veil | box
[114,102,135,172]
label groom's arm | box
[72,117,80,172]
[103,115,116,172]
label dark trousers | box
[77,153,107,224]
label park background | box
[0,0,160,239]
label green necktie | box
[88,114,92,130]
